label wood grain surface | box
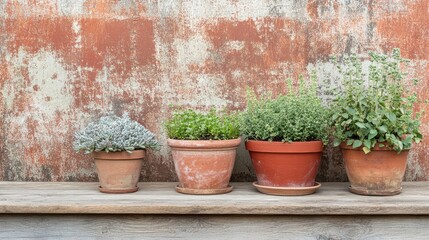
[0,182,428,215]
[0,214,428,239]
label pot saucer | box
[252,182,321,196]
[99,186,139,194]
[175,185,233,195]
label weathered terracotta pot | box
[93,150,145,193]
[245,140,323,187]
[341,142,409,196]
[168,138,241,194]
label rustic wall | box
[0,0,428,182]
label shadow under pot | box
[93,150,145,193]
[168,138,241,195]
[340,142,409,196]
[245,140,323,196]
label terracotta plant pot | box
[168,138,241,194]
[246,140,323,188]
[340,142,409,196]
[93,150,145,193]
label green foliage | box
[330,49,423,153]
[73,114,160,154]
[165,109,240,140]
[240,73,331,144]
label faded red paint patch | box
[205,19,309,72]
[376,0,429,59]
[307,0,319,19]
[6,16,156,81]
[198,18,335,107]
[203,18,340,75]
[208,19,262,48]
[6,18,74,54]
[70,18,156,108]
[80,18,155,74]
[135,20,156,66]
[80,19,131,72]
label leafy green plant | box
[240,73,331,144]
[165,109,240,140]
[330,49,423,153]
[73,114,160,153]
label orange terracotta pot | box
[93,150,145,193]
[340,142,409,196]
[168,138,241,194]
[245,140,323,187]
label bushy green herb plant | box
[165,109,240,140]
[331,49,422,153]
[240,73,331,144]
[73,114,160,153]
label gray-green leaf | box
[352,140,362,148]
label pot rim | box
[245,140,323,153]
[167,138,241,149]
[93,149,146,160]
[339,141,411,152]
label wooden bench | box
[1,182,429,239]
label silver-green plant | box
[73,114,160,154]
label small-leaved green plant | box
[240,72,331,144]
[330,49,423,153]
[165,109,240,140]
[73,114,160,153]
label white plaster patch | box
[157,0,181,18]
[376,0,407,14]
[72,20,82,49]
[338,7,369,39]
[173,0,271,23]
[225,41,245,51]
[174,34,211,68]
[0,2,7,18]
[308,59,373,104]
[3,49,81,166]
[26,50,73,113]
[266,0,309,20]
[231,70,242,78]
[171,74,231,109]
[56,0,85,16]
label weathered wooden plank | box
[1,182,429,215]
[0,214,428,239]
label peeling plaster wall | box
[0,0,428,182]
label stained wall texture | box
[0,0,428,182]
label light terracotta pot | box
[168,138,241,194]
[340,142,409,196]
[93,150,145,193]
[245,140,323,187]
